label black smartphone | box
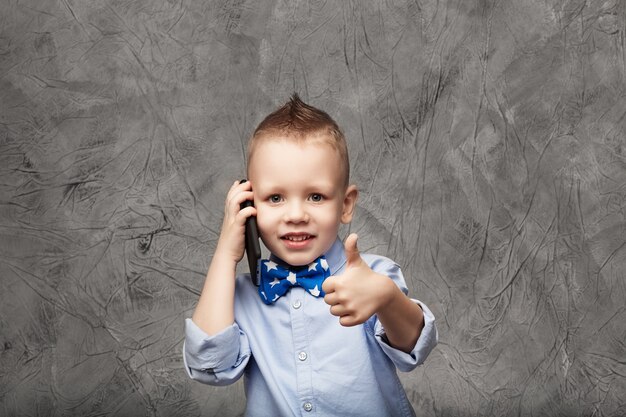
[239,179,261,286]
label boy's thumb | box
[344,233,361,266]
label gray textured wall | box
[1,0,625,416]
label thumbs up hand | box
[322,233,396,327]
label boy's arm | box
[373,282,424,353]
[191,180,256,336]
[322,233,425,353]
[191,250,238,335]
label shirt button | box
[292,300,302,309]
[303,402,313,412]
[298,351,307,361]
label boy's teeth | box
[286,235,309,241]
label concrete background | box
[1,0,625,416]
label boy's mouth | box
[281,233,315,250]
[281,233,314,242]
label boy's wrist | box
[212,244,241,270]
[374,276,402,315]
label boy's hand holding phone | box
[322,233,397,327]
[215,180,256,266]
[191,179,257,335]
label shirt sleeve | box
[364,255,438,372]
[182,318,251,386]
[372,299,438,372]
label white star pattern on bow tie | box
[265,260,278,272]
[320,258,329,271]
[308,285,321,297]
[269,278,280,288]
[307,261,318,271]
[287,272,297,285]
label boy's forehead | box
[248,138,343,182]
[250,136,340,163]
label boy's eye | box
[309,193,323,202]
[269,195,283,203]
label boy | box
[183,95,437,416]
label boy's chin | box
[267,246,321,267]
[276,252,319,267]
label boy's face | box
[248,137,357,266]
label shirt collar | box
[324,237,347,275]
[268,237,346,275]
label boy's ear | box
[341,185,359,224]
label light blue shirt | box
[183,238,438,416]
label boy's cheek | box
[254,216,273,246]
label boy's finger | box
[236,205,256,221]
[339,315,359,327]
[329,304,348,317]
[228,179,244,194]
[323,291,337,306]
[343,233,361,267]
[228,179,252,195]
[228,190,254,211]
[322,276,337,294]
[226,181,250,206]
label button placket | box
[288,289,314,414]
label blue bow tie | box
[258,256,331,305]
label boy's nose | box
[284,201,309,223]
